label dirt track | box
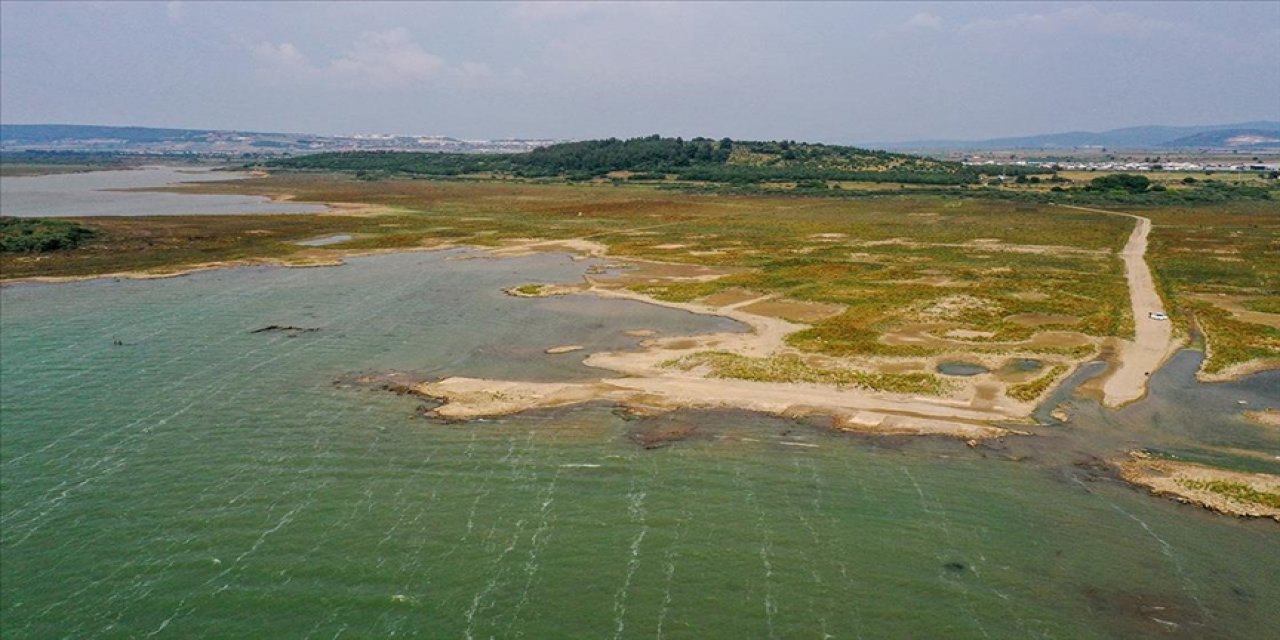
[1056,205,1178,406]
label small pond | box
[936,361,989,376]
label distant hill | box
[0,124,231,145]
[883,121,1280,151]
[1161,129,1280,149]
[0,124,556,155]
[268,135,976,184]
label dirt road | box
[1056,205,1178,406]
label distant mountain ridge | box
[0,124,273,145]
[882,121,1280,151]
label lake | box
[0,166,325,217]
[2,250,1276,639]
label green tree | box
[1090,173,1150,193]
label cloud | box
[253,41,309,70]
[330,29,445,88]
[959,5,1178,38]
[900,12,943,32]
[165,1,183,22]
[251,28,489,90]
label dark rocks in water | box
[251,325,320,337]
[1070,455,1121,483]
[611,407,642,422]
[1081,586,1208,639]
[628,421,698,449]
[943,561,967,572]
[333,371,432,397]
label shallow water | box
[2,251,1277,639]
[295,234,355,247]
[0,166,325,216]
[937,361,989,377]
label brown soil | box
[1243,409,1280,428]
[699,288,763,307]
[1006,313,1081,326]
[1186,293,1280,329]
[736,298,845,323]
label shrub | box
[0,217,97,252]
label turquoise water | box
[2,251,1277,638]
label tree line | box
[265,135,976,184]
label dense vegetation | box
[974,178,1273,205]
[1178,478,1280,509]
[266,136,977,185]
[264,139,1276,205]
[0,217,98,252]
[1088,173,1152,193]
[1,150,135,167]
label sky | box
[1,1,1277,143]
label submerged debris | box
[628,420,699,449]
[334,371,433,397]
[251,324,320,336]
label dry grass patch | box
[665,351,949,395]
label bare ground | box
[1057,206,1182,407]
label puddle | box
[937,361,990,376]
[295,234,355,247]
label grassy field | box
[4,172,1275,382]
[1138,200,1280,373]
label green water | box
[2,251,1277,639]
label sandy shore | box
[1244,409,1280,428]
[405,239,1042,439]
[1119,453,1280,521]
[416,375,1021,439]
[1056,206,1181,407]
[5,212,1221,437]
[3,234,1072,438]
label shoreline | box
[1119,452,1280,521]
[8,219,1279,513]
[409,238,1054,439]
[5,232,1273,391]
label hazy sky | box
[2,1,1277,142]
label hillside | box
[0,124,220,145]
[884,121,1280,151]
[267,136,975,185]
[1162,129,1280,149]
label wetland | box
[2,164,1277,638]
